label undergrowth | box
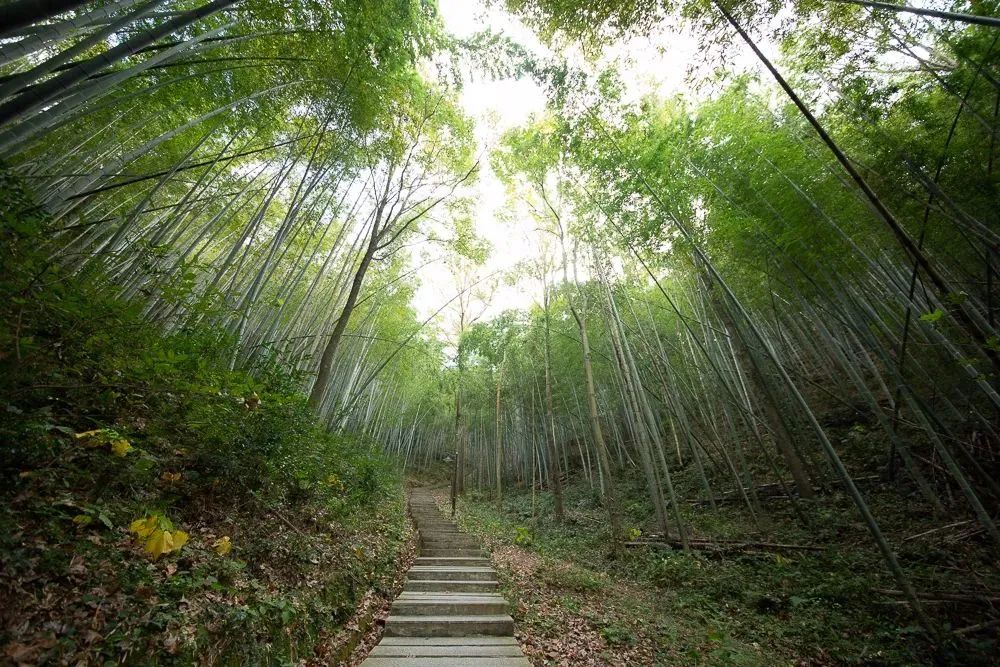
[457,475,999,666]
[0,171,408,664]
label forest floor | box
[0,233,415,666]
[433,475,999,666]
[2,441,413,666]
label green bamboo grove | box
[2,0,998,656]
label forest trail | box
[363,488,530,666]
[4,0,1000,663]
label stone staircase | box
[362,489,530,666]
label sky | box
[409,0,778,332]
[409,0,548,329]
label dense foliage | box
[2,0,999,663]
[1,174,409,663]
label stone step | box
[420,549,486,558]
[403,579,499,593]
[378,638,519,645]
[362,490,528,665]
[391,594,509,616]
[419,531,467,535]
[420,543,481,551]
[421,536,479,544]
[421,544,482,552]
[364,658,529,666]
[420,537,470,542]
[383,614,515,637]
[408,566,497,582]
[414,523,460,528]
[414,522,462,528]
[415,557,490,567]
[370,642,526,657]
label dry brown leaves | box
[490,544,660,666]
[308,512,418,666]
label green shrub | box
[0,176,407,664]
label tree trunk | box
[495,363,503,501]
[0,0,239,127]
[1,0,90,37]
[308,213,381,410]
[542,284,565,521]
[575,306,623,545]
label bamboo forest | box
[2,0,1000,664]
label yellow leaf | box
[160,471,181,483]
[110,439,133,457]
[213,536,232,555]
[170,531,189,552]
[145,529,173,559]
[73,514,93,525]
[129,515,158,538]
[74,429,111,447]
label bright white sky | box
[410,0,548,329]
[411,0,777,332]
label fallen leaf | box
[110,438,133,457]
[129,516,158,538]
[171,530,189,550]
[213,536,232,555]
[145,529,174,559]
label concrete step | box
[371,645,524,658]
[415,523,463,528]
[361,490,529,665]
[383,614,515,637]
[419,531,467,536]
[364,658,529,666]
[421,544,482,552]
[378,638,519,645]
[408,566,497,582]
[370,640,526,657]
[415,557,490,567]
[391,594,509,616]
[420,536,479,544]
[403,579,499,593]
[412,520,453,524]
[420,549,486,558]
[420,543,481,551]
